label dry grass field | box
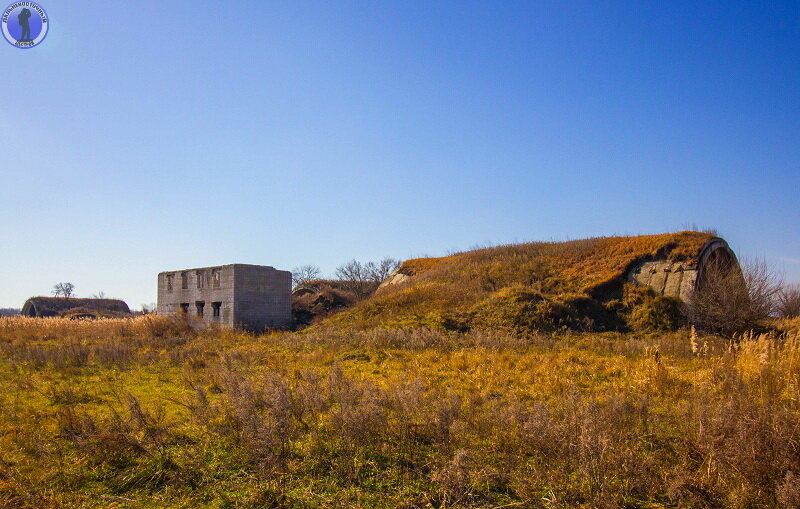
[1,315,799,508]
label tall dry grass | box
[0,316,798,507]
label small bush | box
[628,295,686,332]
[622,283,657,309]
[777,284,800,318]
[688,258,780,335]
[471,287,619,332]
[470,286,551,332]
[292,286,356,328]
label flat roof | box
[157,264,289,275]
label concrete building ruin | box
[626,237,738,302]
[157,264,291,330]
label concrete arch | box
[21,300,38,317]
[694,238,739,292]
[627,237,740,302]
[292,285,320,297]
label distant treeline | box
[0,309,20,316]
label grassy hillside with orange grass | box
[326,231,714,332]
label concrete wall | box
[157,264,291,330]
[157,265,235,326]
[628,260,699,302]
[627,238,738,302]
[233,265,292,330]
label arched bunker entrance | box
[627,238,739,302]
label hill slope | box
[324,231,715,332]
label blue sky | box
[1,0,798,309]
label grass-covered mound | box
[326,231,713,332]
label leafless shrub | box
[262,372,292,456]
[432,449,473,505]
[326,365,386,449]
[57,396,151,470]
[778,471,800,508]
[386,377,439,458]
[334,257,400,300]
[56,406,98,441]
[325,365,387,479]
[48,383,102,406]
[688,257,781,335]
[777,284,800,318]
[335,260,377,300]
[433,390,462,444]
[182,380,211,425]
[213,361,291,472]
[120,392,173,452]
[365,257,401,283]
[685,370,800,508]
[288,369,327,429]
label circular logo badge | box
[2,2,48,49]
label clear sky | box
[1,1,798,309]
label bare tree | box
[92,291,106,299]
[777,284,800,318]
[291,265,322,288]
[335,259,374,300]
[334,258,401,300]
[52,282,76,299]
[687,258,780,335]
[365,257,401,284]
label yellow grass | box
[329,231,713,330]
[0,315,798,507]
